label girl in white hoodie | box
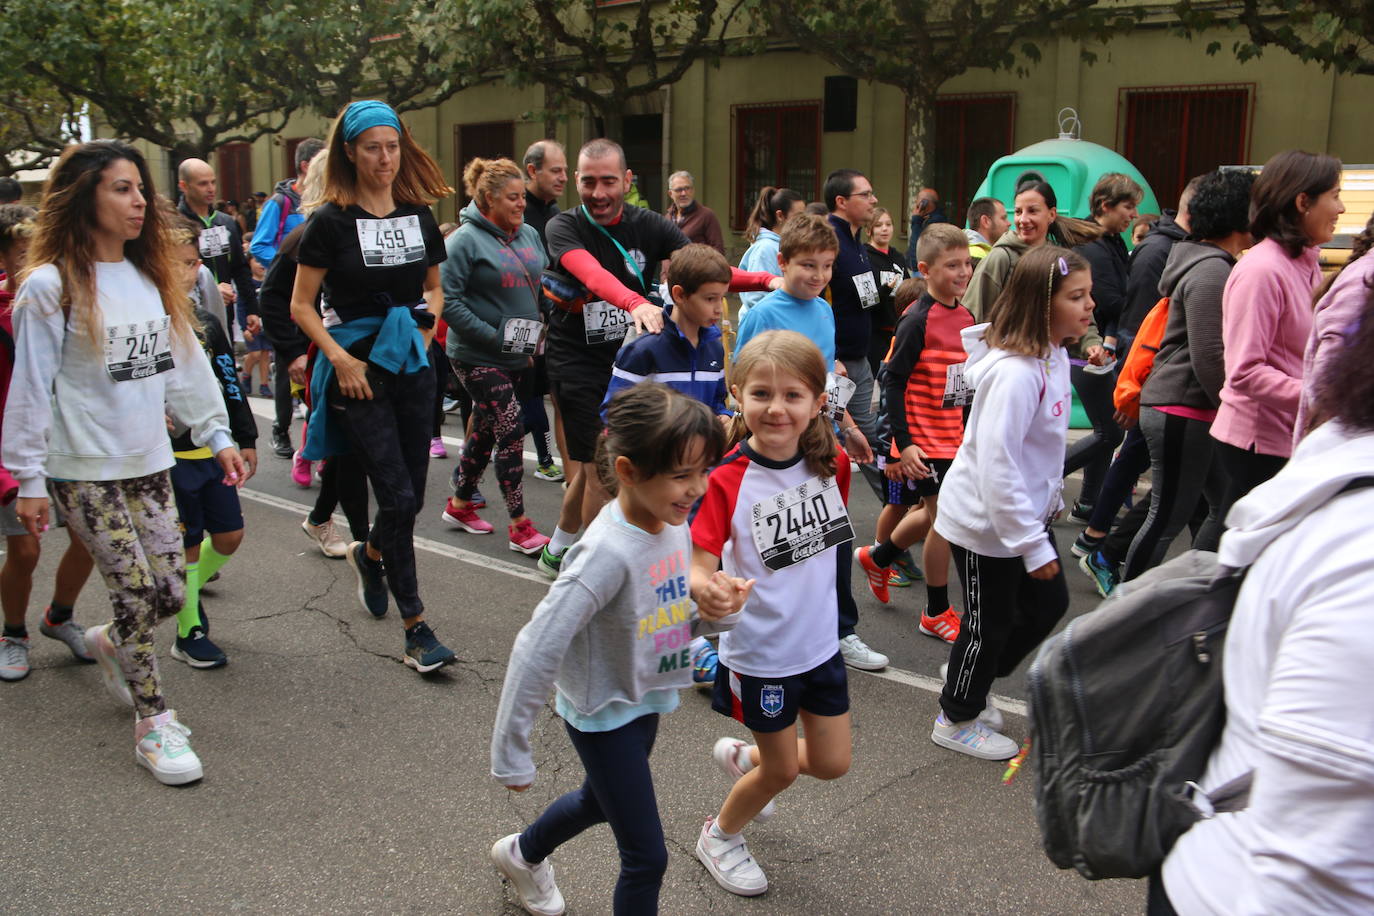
[3,141,244,785]
[931,246,1095,760]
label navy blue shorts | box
[712,651,850,733]
[884,457,953,503]
[171,456,244,547]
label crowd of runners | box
[1,99,1372,915]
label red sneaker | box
[508,518,551,556]
[441,499,493,534]
[919,606,960,643]
[854,545,890,604]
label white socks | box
[548,526,578,556]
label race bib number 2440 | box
[750,475,855,571]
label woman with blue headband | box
[289,99,457,674]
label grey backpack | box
[1028,476,1374,880]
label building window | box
[453,121,516,204]
[922,93,1016,230]
[1120,84,1253,209]
[732,102,821,230]
[217,142,253,205]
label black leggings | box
[308,454,371,543]
[1213,440,1287,533]
[1064,364,1123,507]
[330,361,435,620]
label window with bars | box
[1120,85,1253,209]
[453,121,516,205]
[925,94,1016,228]
[732,102,821,230]
[217,142,253,205]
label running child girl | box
[931,245,1092,760]
[3,140,245,785]
[489,383,752,916]
[690,329,856,898]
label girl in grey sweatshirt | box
[489,384,750,915]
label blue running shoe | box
[1078,549,1119,598]
[404,620,456,673]
[347,541,389,618]
[893,550,924,583]
[691,641,719,690]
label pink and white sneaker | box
[508,518,551,556]
[292,451,313,488]
[429,437,448,458]
[441,499,494,534]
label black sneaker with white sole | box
[171,627,227,669]
[346,541,389,619]
[404,621,456,673]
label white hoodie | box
[934,323,1071,571]
[1163,420,1374,915]
[3,262,232,496]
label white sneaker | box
[301,518,349,558]
[695,817,767,896]
[85,623,133,707]
[135,710,204,785]
[930,713,1019,760]
[839,633,888,671]
[937,663,1005,730]
[490,833,565,916]
[711,737,776,822]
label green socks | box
[198,539,232,582]
[176,561,201,637]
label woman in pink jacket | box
[1212,150,1344,523]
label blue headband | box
[340,100,402,143]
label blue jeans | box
[519,714,667,915]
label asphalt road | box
[0,397,1144,915]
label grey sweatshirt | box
[490,499,738,786]
[1141,240,1234,411]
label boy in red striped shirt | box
[856,224,973,641]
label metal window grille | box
[732,102,822,230]
[216,142,253,205]
[1120,84,1254,209]
[453,121,516,204]
[928,93,1016,227]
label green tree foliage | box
[1175,0,1374,76]
[432,0,751,140]
[768,0,1139,218]
[0,77,83,177]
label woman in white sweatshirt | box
[2,140,244,786]
[931,245,1096,761]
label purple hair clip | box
[1057,256,1069,276]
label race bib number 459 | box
[104,316,174,382]
[750,475,855,571]
[356,215,425,268]
[583,300,632,345]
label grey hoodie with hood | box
[440,199,547,371]
[1140,240,1235,411]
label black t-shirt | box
[544,203,689,371]
[297,201,445,323]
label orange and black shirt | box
[880,292,974,460]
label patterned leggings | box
[52,472,185,718]
[452,363,526,519]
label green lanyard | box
[581,205,646,293]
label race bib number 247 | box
[104,316,174,382]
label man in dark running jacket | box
[177,158,258,329]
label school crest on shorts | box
[760,684,784,718]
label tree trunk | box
[903,87,937,224]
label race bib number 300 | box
[502,317,542,355]
[104,316,174,382]
[356,215,425,268]
[583,300,632,344]
[750,476,855,571]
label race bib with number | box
[198,224,231,260]
[501,317,542,355]
[824,372,857,422]
[879,269,901,291]
[853,272,880,309]
[750,476,855,571]
[583,300,632,345]
[104,316,174,382]
[355,215,425,268]
[941,362,973,408]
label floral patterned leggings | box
[452,363,526,519]
[52,472,184,718]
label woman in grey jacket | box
[439,158,551,555]
[1121,168,1256,580]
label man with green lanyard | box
[538,138,781,578]
[177,158,259,334]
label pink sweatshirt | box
[1212,238,1320,458]
[1294,253,1374,446]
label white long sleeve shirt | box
[2,262,231,495]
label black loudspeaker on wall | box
[824,76,858,133]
